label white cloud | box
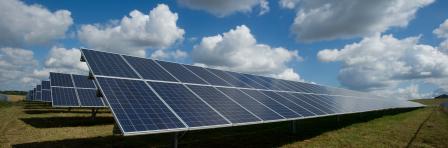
[192,25,302,81]
[371,84,430,100]
[284,0,433,42]
[0,0,73,46]
[24,47,89,88]
[271,68,301,81]
[434,19,448,51]
[78,4,184,57]
[0,47,37,90]
[317,33,448,100]
[279,0,300,9]
[178,0,269,17]
[150,49,188,60]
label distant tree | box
[434,94,448,99]
[0,91,27,95]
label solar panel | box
[41,90,52,102]
[80,48,424,136]
[81,49,139,78]
[155,60,208,85]
[50,72,74,87]
[72,74,96,88]
[205,68,252,88]
[216,87,283,121]
[42,81,50,89]
[36,85,42,101]
[123,55,178,82]
[183,65,231,86]
[96,77,186,133]
[50,72,105,107]
[187,85,261,124]
[51,87,79,107]
[149,82,230,127]
[76,89,104,107]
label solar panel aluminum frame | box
[80,48,424,136]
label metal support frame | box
[91,108,99,119]
[291,120,297,134]
[173,131,187,148]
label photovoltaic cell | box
[183,65,231,86]
[42,81,50,89]
[123,55,178,82]
[276,92,327,115]
[187,85,261,124]
[96,77,185,133]
[206,68,251,88]
[50,72,74,87]
[241,89,300,118]
[217,87,283,121]
[149,82,229,127]
[225,72,267,89]
[261,91,315,116]
[76,89,104,107]
[251,76,294,91]
[41,90,51,102]
[291,93,336,114]
[81,49,139,78]
[72,74,96,88]
[155,60,208,85]
[52,87,79,107]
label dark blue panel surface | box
[42,81,50,89]
[225,72,267,89]
[276,92,327,115]
[206,68,251,88]
[241,89,300,118]
[187,85,260,124]
[51,87,79,106]
[72,74,96,88]
[96,77,185,133]
[261,91,315,116]
[280,80,313,93]
[37,85,41,91]
[183,65,231,86]
[123,56,178,82]
[155,60,208,84]
[36,91,42,101]
[50,72,74,87]
[149,82,229,127]
[76,89,104,107]
[41,90,51,102]
[291,93,336,114]
[81,49,139,78]
[216,87,283,121]
[307,95,346,113]
[246,75,293,91]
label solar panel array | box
[81,49,424,136]
[35,85,42,101]
[41,81,52,102]
[50,72,106,107]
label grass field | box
[1,96,447,147]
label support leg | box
[173,132,179,148]
[91,108,98,120]
[68,107,71,112]
[292,120,297,134]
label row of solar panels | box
[25,73,106,108]
[80,49,424,136]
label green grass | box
[0,98,447,147]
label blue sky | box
[1,0,448,99]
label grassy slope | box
[0,97,447,147]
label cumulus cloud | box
[317,34,448,95]
[78,4,184,57]
[24,47,89,87]
[178,0,269,17]
[192,25,302,81]
[434,19,448,51]
[282,0,433,42]
[150,49,188,60]
[370,84,430,100]
[0,47,37,90]
[0,0,73,46]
